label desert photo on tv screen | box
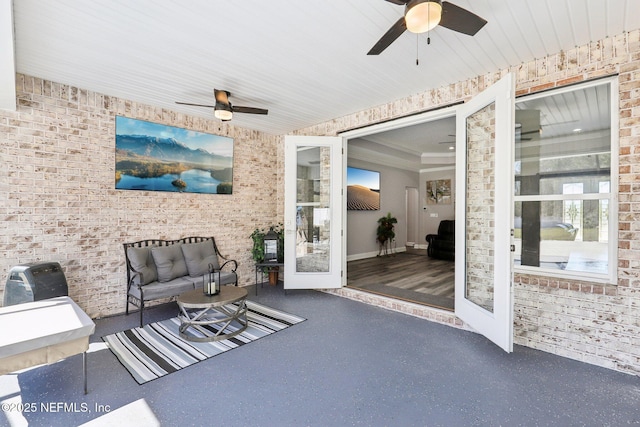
[347,167,380,210]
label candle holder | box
[203,263,220,296]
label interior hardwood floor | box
[346,248,455,311]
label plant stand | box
[268,268,279,285]
[254,262,284,295]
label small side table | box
[254,262,284,295]
[0,296,95,394]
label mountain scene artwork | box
[115,116,234,194]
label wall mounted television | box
[347,167,380,210]
[115,116,234,194]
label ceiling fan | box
[176,89,268,122]
[368,0,487,55]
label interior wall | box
[0,74,280,318]
[346,158,418,259]
[419,167,456,246]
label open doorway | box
[340,109,457,311]
[405,187,419,248]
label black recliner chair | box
[426,220,455,261]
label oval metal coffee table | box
[176,286,248,342]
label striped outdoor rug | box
[102,301,305,384]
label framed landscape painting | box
[347,167,380,210]
[115,116,234,194]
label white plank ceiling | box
[9,0,640,168]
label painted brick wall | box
[2,28,639,374]
[0,75,280,318]
[298,30,640,374]
[464,103,496,312]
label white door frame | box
[340,86,515,350]
[283,135,345,289]
[405,186,419,247]
[340,106,459,272]
[454,73,515,352]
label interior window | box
[513,79,617,282]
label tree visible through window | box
[563,183,583,241]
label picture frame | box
[427,179,452,205]
[115,116,234,194]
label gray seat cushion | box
[126,246,158,285]
[217,272,237,286]
[151,244,188,282]
[187,272,237,290]
[128,277,196,301]
[181,240,220,277]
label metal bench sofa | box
[123,236,238,327]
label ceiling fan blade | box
[439,1,487,36]
[367,17,407,55]
[385,0,408,4]
[214,89,230,105]
[175,101,215,108]
[233,106,268,115]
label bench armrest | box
[127,270,145,292]
[219,259,238,272]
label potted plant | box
[376,212,397,256]
[250,224,284,285]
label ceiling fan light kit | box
[405,0,442,33]
[368,0,487,55]
[214,103,233,121]
[176,88,268,122]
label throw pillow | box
[126,246,158,285]
[151,244,188,282]
[181,240,220,277]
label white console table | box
[0,296,95,393]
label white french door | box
[455,73,515,352]
[284,136,344,290]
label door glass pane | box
[465,102,496,313]
[296,146,331,272]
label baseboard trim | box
[347,247,406,262]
